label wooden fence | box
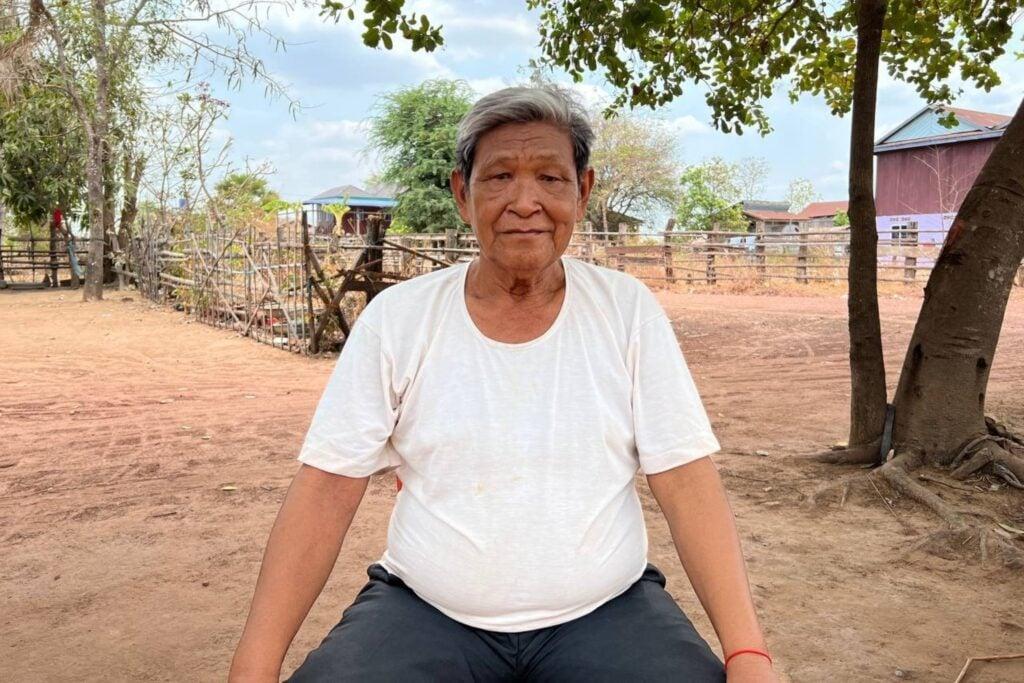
[0,234,92,289]
[123,214,1024,354]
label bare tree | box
[29,0,296,300]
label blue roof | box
[305,195,398,208]
[304,183,397,208]
[875,104,1010,153]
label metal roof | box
[875,104,1009,153]
[305,183,398,208]
[743,200,848,222]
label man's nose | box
[507,177,543,217]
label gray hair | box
[455,85,594,186]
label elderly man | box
[230,86,775,682]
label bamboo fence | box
[122,214,1023,355]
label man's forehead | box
[476,122,573,159]
[476,141,573,167]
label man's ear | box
[576,167,595,221]
[451,169,473,225]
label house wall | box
[875,138,998,216]
[805,217,838,231]
[876,213,954,246]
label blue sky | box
[212,0,1024,206]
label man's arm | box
[229,464,369,682]
[647,456,776,680]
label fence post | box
[366,216,383,302]
[445,228,458,263]
[399,236,411,274]
[663,218,676,284]
[904,253,917,284]
[49,214,59,287]
[755,220,766,280]
[30,232,36,283]
[706,234,717,285]
[301,211,317,354]
[796,230,809,284]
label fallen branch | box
[953,653,1024,683]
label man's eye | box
[490,173,511,181]
[540,175,563,182]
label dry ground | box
[2,284,1023,682]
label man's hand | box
[725,653,779,682]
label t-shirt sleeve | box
[297,317,402,477]
[630,313,721,474]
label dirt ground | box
[2,284,1024,682]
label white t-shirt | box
[298,256,720,632]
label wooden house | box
[303,184,397,236]
[741,200,849,233]
[873,105,1010,246]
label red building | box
[873,105,1010,246]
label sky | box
[208,0,1024,207]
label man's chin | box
[490,247,559,274]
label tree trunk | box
[845,0,888,454]
[82,0,109,301]
[117,155,144,288]
[892,98,1024,463]
[49,211,59,286]
[102,137,117,284]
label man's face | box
[452,121,594,275]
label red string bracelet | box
[724,648,772,669]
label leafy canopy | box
[525,0,1022,134]
[323,2,1022,135]
[0,77,86,230]
[214,172,281,209]
[676,159,747,232]
[368,79,474,233]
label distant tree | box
[676,160,746,232]
[4,0,295,300]
[786,178,819,214]
[588,115,679,232]
[0,79,85,230]
[733,157,770,202]
[833,210,850,227]
[214,173,280,211]
[368,79,474,233]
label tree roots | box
[876,453,963,527]
[808,439,880,465]
[876,452,1024,567]
[810,422,1024,567]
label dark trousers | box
[288,563,725,682]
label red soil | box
[2,285,1023,682]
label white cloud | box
[266,1,340,35]
[664,114,711,136]
[447,15,535,39]
[467,77,510,96]
[244,116,378,199]
[308,119,370,142]
[556,81,613,111]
